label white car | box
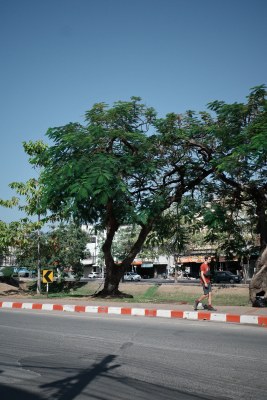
[124,272,141,281]
[88,272,101,279]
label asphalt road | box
[0,309,266,400]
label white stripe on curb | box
[156,309,171,318]
[210,313,227,322]
[85,306,99,313]
[131,308,146,316]
[22,303,33,309]
[240,315,258,324]
[63,305,76,312]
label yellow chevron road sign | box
[43,270,53,283]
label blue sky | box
[1,0,267,222]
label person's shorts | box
[203,283,212,295]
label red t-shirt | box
[200,262,211,284]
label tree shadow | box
[37,354,220,400]
[40,354,120,400]
[1,354,222,400]
[0,383,44,400]
[93,290,133,299]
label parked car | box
[124,272,141,281]
[13,268,36,278]
[212,271,241,284]
[88,272,101,279]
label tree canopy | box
[30,97,213,295]
[2,86,266,298]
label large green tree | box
[207,85,267,251]
[31,97,213,296]
[167,85,267,304]
[165,86,266,253]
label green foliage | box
[111,225,141,261]
[9,178,43,217]
[0,219,38,255]
[2,88,266,291]
[0,197,19,209]
[22,140,48,166]
[15,223,89,277]
[0,221,12,254]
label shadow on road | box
[38,353,220,400]
[1,354,222,400]
[0,383,44,400]
[40,354,120,400]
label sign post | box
[42,270,53,297]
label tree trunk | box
[94,200,127,297]
[249,247,267,306]
[95,260,132,298]
[249,193,267,306]
[95,215,154,298]
[255,195,267,250]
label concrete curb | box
[1,300,267,327]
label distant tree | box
[0,198,20,257]
[0,140,48,292]
[0,219,36,261]
[15,223,89,279]
[0,221,11,257]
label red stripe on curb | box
[12,302,22,308]
[226,314,240,323]
[53,304,64,311]
[32,303,42,310]
[75,305,86,313]
[98,306,108,313]
[121,308,131,315]
[198,312,211,320]
[145,309,157,317]
[258,316,267,326]
[171,310,184,318]
[0,302,2,307]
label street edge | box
[1,301,267,327]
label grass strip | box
[22,281,251,306]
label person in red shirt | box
[194,256,216,311]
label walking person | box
[194,256,216,311]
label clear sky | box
[1,0,267,222]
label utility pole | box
[37,210,41,294]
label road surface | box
[0,309,266,399]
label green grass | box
[130,288,250,306]
[25,281,251,306]
[214,293,250,306]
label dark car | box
[212,271,241,284]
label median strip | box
[0,301,266,327]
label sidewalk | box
[1,296,267,327]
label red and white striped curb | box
[1,301,267,326]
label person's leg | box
[208,290,212,306]
[198,293,208,303]
[206,284,217,310]
[194,286,208,310]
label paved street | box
[0,309,266,399]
